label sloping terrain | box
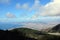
[0,29,37,40]
[10,28,40,39]
[0,24,60,40]
[48,24,60,33]
[9,27,60,40]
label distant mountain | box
[48,24,60,33]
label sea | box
[0,22,23,30]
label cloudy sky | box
[0,0,60,23]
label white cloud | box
[29,0,40,11]
[22,3,29,10]
[41,0,60,16]
[30,0,42,19]
[6,12,16,18]
[16,0,40,11]
[16,3,21,9]
[16,0,60,18]
[43,0,60,16]
[16,3,29,10]
[22,22,57,30]
[31,0,60,19]
[0,0,10,3]
[33,0,40,8]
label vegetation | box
[0,24,60,40]
[9,27,60,40]
[10,28,40,39]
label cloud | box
[16,0,60,18]
[0,0,10,3]
[22,3,29,10]
[16,3,29,10]
[16,3,21,9]
[16,0,40,11]
[32,0,40,8]
[6,12,16,18]
[22,22,57,30]
[41,0,60,16]
[29,0,40,11]
[31,0,60,19]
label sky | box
[0,0,60,30]
[0,0,60,23]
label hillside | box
[9,28,41,39]
[0,27,60,40]
[48,24,60,33]
[9,28,60,40]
